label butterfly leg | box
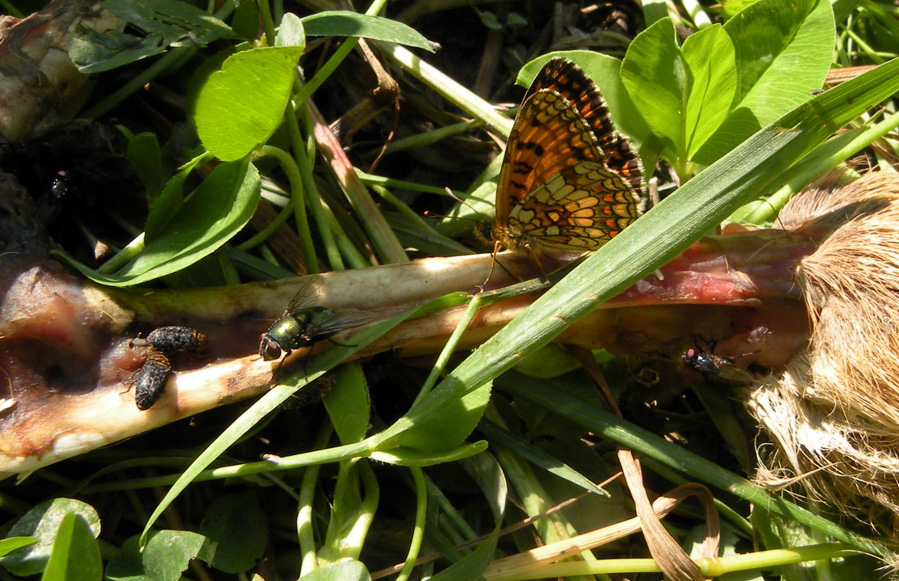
[479,240,506,290]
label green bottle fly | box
[260,281,374,361]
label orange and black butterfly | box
[492,57,645,253]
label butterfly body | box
[493,58,644,253]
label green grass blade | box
[497,372,886,558]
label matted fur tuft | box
[748,171,899,561]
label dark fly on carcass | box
[682,345,761,383]
[682,347,735,376]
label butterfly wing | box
[495,72,604,227]
[495,58,643,251]
[523,58,643,196]
[506,160,641,250]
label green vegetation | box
[2,0,898,579]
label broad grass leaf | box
[302,12,435,52]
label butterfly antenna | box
[443,186,471,207]
[442,186,494,223]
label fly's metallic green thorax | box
[260,306,336,361]
[260,279,376,363]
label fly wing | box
[311,308,377,336]
[283,278,325,316]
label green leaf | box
[621,18,686,162]
[302,12,436,52]
[506,12,528,28]
[276,12,305,48]
[480,12,502,30]
[730,0,831,102]
[198,493,268,574]
[195,47,303,161]
[231,0,261,42]
[124,131,165,204]
[143,155,202,239]
[107,531,207,581]
[323,363,372,445]
[692,0,834,164]
[394,380,491,453]
[300,560,371,581]
[53,161,261,286]
[105,0,232,44]
[0,537,38,557]
[68,26,167,74]
[682,25,738,158]
[41,513,101,581]
[720,0,760,20]
[0,499,99,577]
